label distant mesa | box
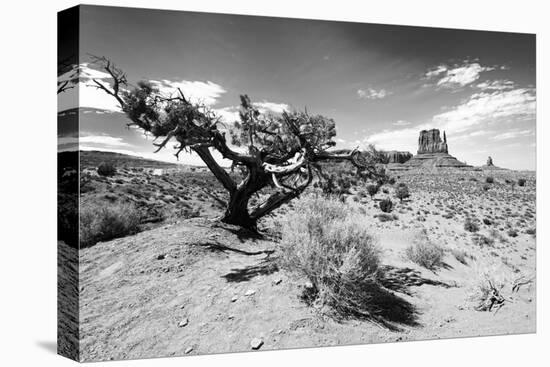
[386,129,472,171]
[382,150,413,164]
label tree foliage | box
[90,56,386,230]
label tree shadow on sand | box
[378,265,454,296]
[222,258,279,282]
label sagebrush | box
[80,201,140,247]
[279,195,383,318]
[405,230,445,270]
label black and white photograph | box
[55,3,539,363]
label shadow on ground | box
[378,265,453,296]
[222,258,279,282]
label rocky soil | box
[70,170,536,362]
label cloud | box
[425,62,496,89]
[57,134,132,150]
[214,101,289,124]
[491,129,534,141]
[58,63,123,112]
[432,88,536,133]
[253,101,289,114]
[79,135,131,147]
[357,88,391,100]
[363,86,536,152]
[476,80,515,91]
[362,127,419,153]
[58,64,228,112]
[149,79,226,106]
[393,120,411,126]
[425,65,448,78]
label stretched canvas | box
[58,5,536,362]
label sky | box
[58,5,536,170]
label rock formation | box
[417,129,448,154]
[399,129,471,170]
[481,155,507,171]
[382,150,413,164]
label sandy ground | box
[73,169,536,362]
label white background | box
[0,0,547,366]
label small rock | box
[245,289,256,296]
[304,281,314,289]
[157,254,166,260]
[228,315,235,320]
[231,296,238,302]
[273,278,282,285]
[178,318,189,327]
[250,338,264,350]
[184,347,193,354]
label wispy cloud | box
[476,80,515,91]
[357,88,391,100]
[363,86,536,152]
[491,129,534,141]
[57,134,132,149]
[149,79,226,106]
[214,101,289,124]
[59,64,229,112]
[425,62,497,89]
[432,88,536,133]
[79,135,132,147]
[393,120,411,126]
[253,101,289,114]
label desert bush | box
[387,177,396,185]
[517,178,526,187]
[472,233,495,247]
[279,195,382,318]
[97,162,116,177]
[464,217,480,233]
[507,229,518,238]
[469,263,509,312]
[80,201,140,247]
[379,198,393,213]
[405,230,445,270]
[482,184,490,191]
[395,184,410,202]
[525,228,536,236]
[485,176,494,184]
[483,218,492,226]
[366,184,379,198]
[451,248,474,265]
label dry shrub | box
[451,248,474,265]
[469,263,510,312]
[379,198,393,213]
[405,230,445,270]
[97,162,116,177]
[279,195,382,318]
[80,201,140,247]
[464,217,480,232]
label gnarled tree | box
[90,56,386,230]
